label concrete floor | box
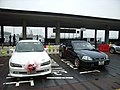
[0,53,120,90]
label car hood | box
[10,51,51,65]
[74,49,106,59]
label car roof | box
[18,40,40,43]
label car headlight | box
[10,62,22,67]
[41,60,51,66]
[82,56,93,61]
[105,55,109,59]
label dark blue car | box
[59,40,110,68]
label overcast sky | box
[0,0,119,40]
[0,0,120,19]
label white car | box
[109,43,120,54]
[9,40,52,77]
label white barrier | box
[46,45,59,54]
[0,46,15,56]
[0,45,59,56]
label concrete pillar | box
[1,26,4,43]
[94,29,97,49]
[80,31,83,40]
[55,22,60,45]
[118,31,120,39]
[45,27,48,44]
[22,21,27,40]
[105,27,110,44]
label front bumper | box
[9,64,51,77]
[80,59,110,68]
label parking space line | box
[80,70,100,74]
[52,72,62,75]
[3,82,17,85]
[47,77,73,79]
[61,59,78,70]
[52,67,63,70]
[6,77,15,79]
[3,80,34,87]
[16,82,19,87]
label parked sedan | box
[109,43,120,54]
[59,40,110,68]
[9,40,52,77]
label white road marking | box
[52,67,63,70]
[80,70,100,74]
[3,80,34,87]
[52,72,62,75]
[52,69,68,74]
[65,61,71,64]
[52,63,60,66]
[47,77,73,79]
[61,59,78,70]
[16,82,19,87]
[67,63,70,65]
[61,59,66,61]
[3,82,17,85]
[30,80,34,86]
[8,74,11,76]
[69,65,78,70]
[6,77,15,79]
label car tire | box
[59,51,63,58]
[109,48,116,54]
[74,58,80,68]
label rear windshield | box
[15,42,44,52]
[72,42,94,50]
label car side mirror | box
[66,46,73,50]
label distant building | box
[0,31,11,42]
[0,32,20,43]
[33,35,44,43]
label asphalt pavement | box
[0,53,120,90]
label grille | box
[14,69,49,74]
[95,57,105,60]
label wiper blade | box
[35,50,43,52]
[19,50,32,52]
[81,49,90,50]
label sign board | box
[53,29,76,33]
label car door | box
[115,43,120,53]
[66,42,76,60]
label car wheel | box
[109,48,115,54]
[74,58,80,68]
[59,51,63,58]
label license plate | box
[27,70,36,74]
[99,61,104,65]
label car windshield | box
[72,42,94,50]
[15,42,44,52]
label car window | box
[65,41,72,47]
[115,43,120,46]
[72,42,94,50]
[15,42,44,52]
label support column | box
[22,21,27,40]
[118,31,120,39]
[45,27,48,44]
[80,31,83,40]
[55,22,60,45]
[1,26,4,43]
[105,26,110,44]
[94,29,97,49]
